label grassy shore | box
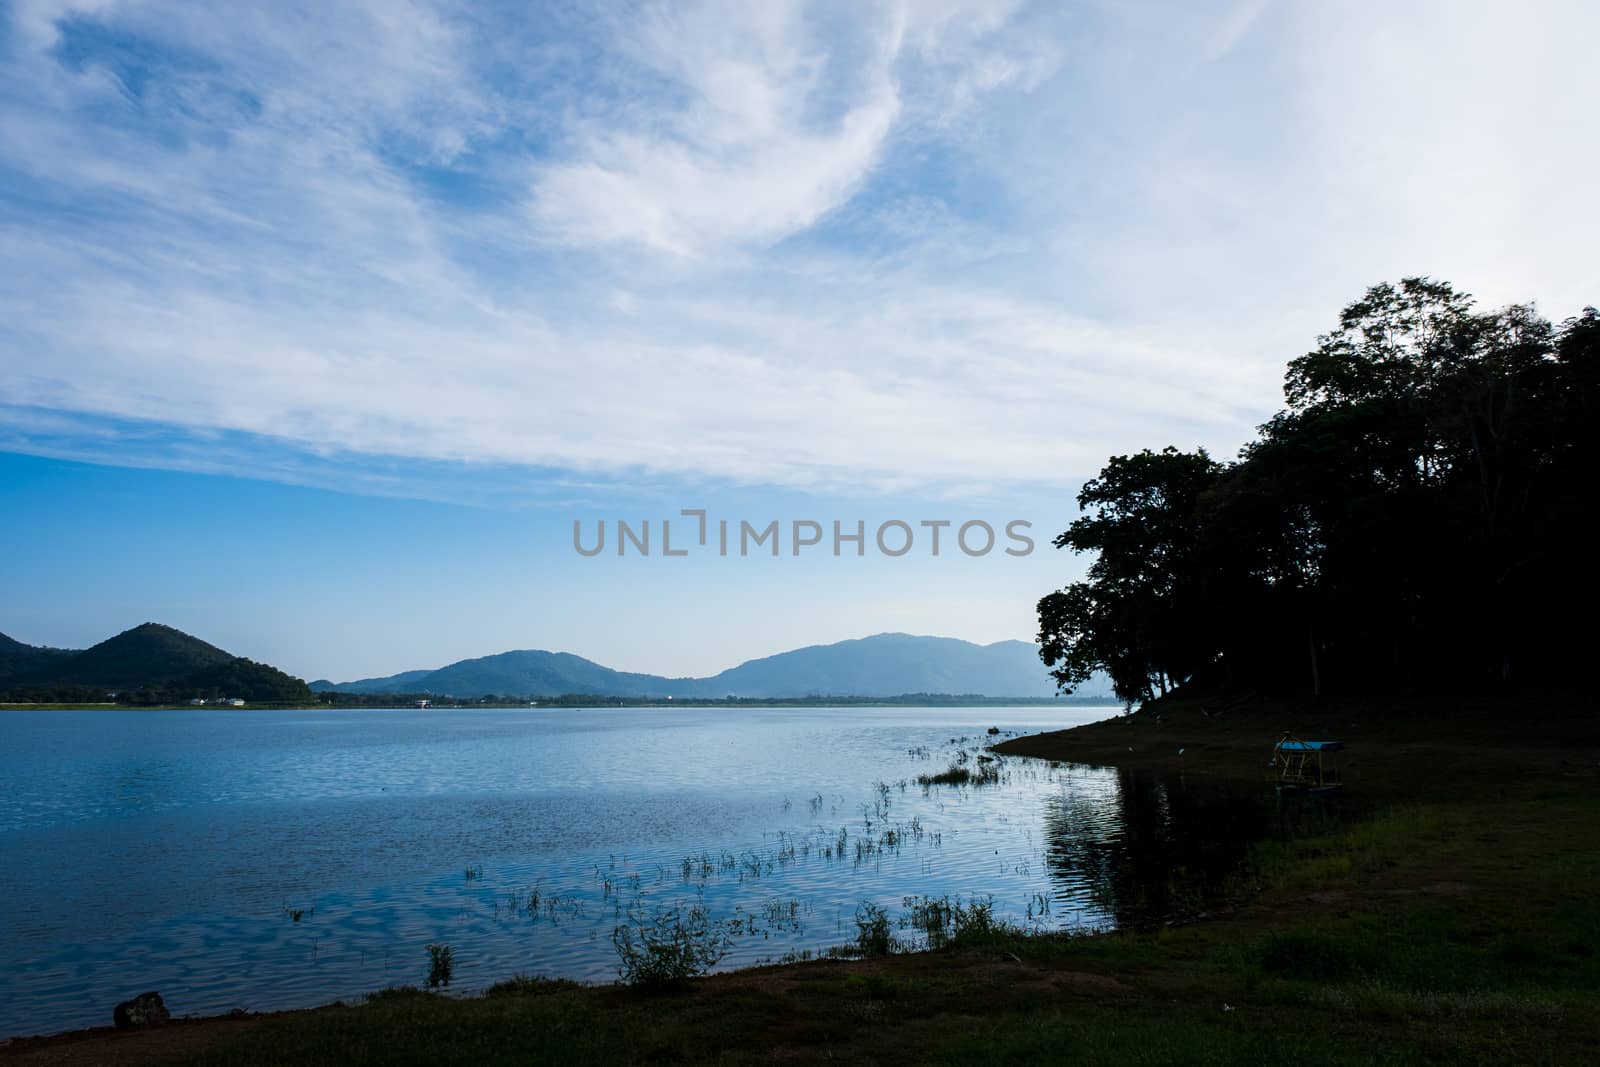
[0,703,311,711]
[996,692,1599,799]
[5,695,1597,1065]
[0,702,121,710]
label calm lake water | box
[0,706,1326,1037]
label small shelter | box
[1270,734,1344,793]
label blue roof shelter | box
[1271,734,1344,792]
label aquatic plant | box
[611,902,729,985]
[905,895,956,948]
[898,895,1004,949]
[425,943,454,988]
[917,759,1001,787]
[852,901,895,956]
[950,898,999,943]
[498,885,586,924]
[763,896,802,925]
[917,765,972,786]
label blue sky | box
[1,0,1595,680]
[0,450,1072,680]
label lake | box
[0,705,1318,1038]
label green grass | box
[159,790,1600,1065]
[482,975,583,998]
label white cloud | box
[528,2,908,256]
[529,96,900,255]
[0,0,1595,503]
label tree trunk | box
[1308,622,1322,699]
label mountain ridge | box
[314,632,1106,700]
[4,626,1110,702]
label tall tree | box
[1041,280,1592,704]
[1038,447,1222,703]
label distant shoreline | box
[2,698,1122,712]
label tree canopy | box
[1039,279,1598,704]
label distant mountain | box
[0,623,313,704]
[693,634,1063,698]
[310,668,435,694]
[316,633,1111,700]
[0,632,73,684]
[0,632,34,656]
[55,623,235,685]
[314,652,688,698]
[418,651,682,699]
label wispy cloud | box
[529,2,906,256]
[1,0,1595,502]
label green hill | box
[52,623,234,685]
[0,632,74,684]
[0,632,35,656]
[0,623,312,704]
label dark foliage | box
[0,637,74,684]
[0,622,312,704]
[59,622,235,684]
[1040,279,1599,702]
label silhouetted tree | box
[1037,447,1222,703]
[1040,279,1594,702]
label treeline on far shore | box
[0,677,310,706]
[2,690,1111,709]
[314,691,1109,708]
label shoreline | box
[5,694,1596,1064]
[1,700,1123,712]
[994,691,1600,797]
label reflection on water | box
[1043,767,1357,929]
[0,707,1348,1037]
